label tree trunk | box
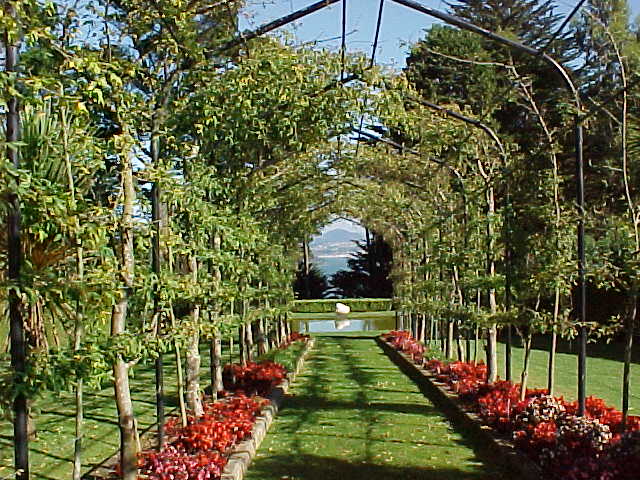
[486,186,498,384]
[150,111,165,450]
[210,331,223,398]
[245,321,254,362]
[6,8,29,475]
[168,308,188,427]
[520,332,533,401]
[239,324,247,366]
[486,326,498,383]
[456,323,464,361]
[63,105,85,480]
[473,325,479,364]
[548,287,560,396]
[622,293,636,430]
[446,320,454,359]
[257,318,267,356]
[111,151,138,480]
[186,255,203,417]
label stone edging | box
[220,337,316,480]
[376,336,542,480]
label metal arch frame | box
[390,0,588,416]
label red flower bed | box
[223,361,287,396]
[138,345,297,480]
[382,330,640,479]
[285,331,310,344]
[138,394,265,480]
[381,330,425,363]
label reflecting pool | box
[290,312,396,334]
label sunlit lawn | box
[0,339,302,480]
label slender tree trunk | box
[446,321,454,359]
[473,325,479,364]
[520,332,533,401]
[239,324,247,365]
[245,322,254,362]
[211,330,223,397]
[63,108,85,480]
[623,293,636,429]
[257,318,267,356]
[548,287,560,396]
[486,186,498,384]
[5,6,28,478]
[150,111,165,449]
[169,306,188,427]
[303,241,311,298]
[186,255,203,417]
[456,323,464,361]
[111,151,138,480]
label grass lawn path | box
[245,336,505,480]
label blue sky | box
[242,0,640,69]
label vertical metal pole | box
[365,228,374,277]
[5,3,29,478]
[505,181,513,382]
[150,119,165,449]
[576,122,587,415]
[302,240,311,298]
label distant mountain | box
[311,228,361,247]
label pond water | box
[291,313,396,333]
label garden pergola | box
[4,1,635,479]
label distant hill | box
[310,228,364,278]
[311,228,360,247]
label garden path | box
[244,335,506,480]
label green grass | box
[244,337,506,480]
[427,335,640,414]
[1,352,181,480]
[0,339,302,480]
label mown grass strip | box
[244,336,505,480]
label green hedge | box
[292,298,393,313]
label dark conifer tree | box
[330,235,393,298]
[293,263,330,299]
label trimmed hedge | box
[291,298,393,313]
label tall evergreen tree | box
[330,235,393,298]
[293,263,330,299]
[447,0,564,48]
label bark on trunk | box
[548,288,560,396]
[239,324,247,366]
[257,318,267,356]
[210,332,223,397]
[622,294,636,429]
[245,320,254,362]
[520,332,533,401]
[186,327,203,416]
[486,186,498,384]
[548,331,557,396]
[186,255,203,417]
[170,308,188,427]
[111,151,138,480]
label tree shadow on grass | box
[500,334,640,365]
[247,453,498,480]
[269,337,506,478]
